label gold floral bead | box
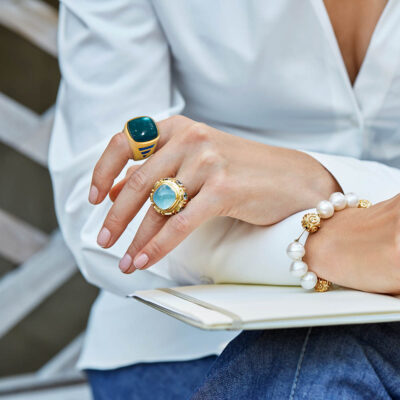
[358,199,372,209]
[314,278,331,292]
[301,213,321,233]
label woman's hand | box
[90,115,340,273]
[305,194,400,294]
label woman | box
[50,0,400,398]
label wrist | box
[303,196,400,294]
[292,149,342,208]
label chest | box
[154,0,400,163]
[324,0,388,85]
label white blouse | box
[49,0,400,369]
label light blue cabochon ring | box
[150,178,189,216]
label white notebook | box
[132,284,400,330]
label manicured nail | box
[119,253,133,273]
[89,185,99,204]
[97,227,111,247]
[134,253,149,269]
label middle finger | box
[97,141,184,248]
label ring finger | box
[131,189,217,271]
[119,169,204,273]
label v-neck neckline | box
[323,0,391,89]
[311,0,393,117]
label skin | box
[305,195,400,295]
[324,0,388,85]
[90,116,339,272]
[90,1,397,293]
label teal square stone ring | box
[123,116,159,160]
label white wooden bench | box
[0,1,92,398]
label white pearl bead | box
[316,200,334,219]
[329,192,347,211]
[286,241,305,260]
[290,260,308,277]
[345,192,359,208]
[300,271,318,290]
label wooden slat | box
[0,230,77,338]
[38,334,84,378]
[0,93,54,166]
[0,372,90,400]
[0,384,92,400]
[0,0,58,57]
[30,106,55,166]
[0,210,48,264]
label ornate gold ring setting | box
[150,178,189,216]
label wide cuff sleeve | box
[49,0,185,296]
[304,151,400,204]
[167,151,400,287]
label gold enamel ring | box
[150,178,189,216]
[123,116,159,160]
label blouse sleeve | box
[167,152,400,286]
[49,0,184,296]
[304,151,400,204]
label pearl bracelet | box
[286,192,372,292]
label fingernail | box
[97,227,111,247]
[134,253,149,269]
[119,253,133,273]
[89,186,99,204]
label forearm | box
[168,211,312,286]
[261,146,341,220]
[169,152,400,289]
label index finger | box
[89,132,132,204]
[89,115,192,204]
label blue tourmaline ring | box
[150,178,189,216]
[123,116,159,160]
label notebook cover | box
[132,284,400,330]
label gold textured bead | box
[314,278,332,292]
[358,199,372,209]
[301,213,321,233]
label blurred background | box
[0,1,98,398]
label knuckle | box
[106,211,122,229]
[110,132,127,148]
[169,115,188,125]
[128,241,141,256]
[92,163,107,183]
[185,122,210,143]
[147,239,163,258]
[127,169,147,192]
[197,149,222,168]
[148,209,163,224]
[171,213,190,234]
[208,170,229,196]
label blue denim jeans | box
[193,323,400,400]
[87,323,400,400]
[86,356,217,400]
